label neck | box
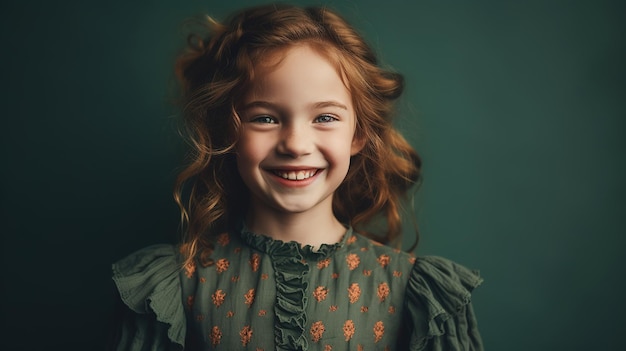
[245,198,346,249]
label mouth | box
[270,169,320,181]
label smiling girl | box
[111,4,483,350]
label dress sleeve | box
[403,256,484,351]
[111,244,186,351]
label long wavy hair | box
[174,4,421,267]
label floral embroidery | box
[216,232,230,247]
[377,282,390,302]
[347,235,357,244]
[210,326,222,346]
[199,277,206,283]
[348,283,361,303]
[393,270,402,277]
[360,306,368,312]
[329,305,338,312]
[373,321,384,343]
[363,269,372,276]
[313,286,328,302]
[244,288,255,307]
[388,306,396,314]
[261,273,269,280]
[226,311,234,318]
[212,290,226,307]
[250,253,260,272]
[377,254,390,268]
[310,321,325,342]
[324,345,332,351]
[317,258,330,269]
[183,260,196,278]
[231,275,240,282]
[186,295,194,309]
[408,256,416,264]
[258,309,267,317]
[240,326,253,346]
[215,258,229,273]
[346,253,360,270]
[343,320,355,341]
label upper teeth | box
[274,170,317,180]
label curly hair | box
[174,4,421,267]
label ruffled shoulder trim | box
[112,244,186,348]
[405,256,483,350]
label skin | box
[236,44,365,248]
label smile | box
[271,169,319,181]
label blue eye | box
[315,114,337,123]
[252,115,277,124]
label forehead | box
[244,44,352,105]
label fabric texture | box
[111,227,483,350]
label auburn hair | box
[174,4,421,267]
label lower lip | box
[266,170,322,188]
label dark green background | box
[2,0,624,350]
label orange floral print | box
[360,306,369,312]
[212,290,226,308]
[363,269,372,276]
[234,247,241,253]
[258,309,267,316]
[317,257,330,269]
[240,326,253,346]
[346,253,360,270]
[183,260,196,278]
[348,283,361,303]
[196,314,204,321]
[393,270,402,277]
[215,258,229,273]
[226,311,234,318]
[373,321,384,343]
[332,273,339,279]
[357,345,363,351]
[249,253,261,272]
[360,247,368,252]
[261,273,269,280]
[216,232,230,247]
[210,326,222,346]
[231,275,240,282]
[199,277,206,283]
[244,288,255,307]
[347,235,357,244]
[408,256,416,264]
[186,295,194,309]
[313,286,328,302]
[324,345,332,351]
[377,254,391,268]
[377,282,390,302]
[388,306,396,314]
[310,321,325,342]
[329,305,338,312]
[343,320,355,341]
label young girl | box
[111,4,483,350]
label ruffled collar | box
[240,223,352,261]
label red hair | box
[174,4,421,266]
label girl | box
[111,4,483,351]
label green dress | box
[112,226,483,350]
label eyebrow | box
[240,100,348,111]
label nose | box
[276,124,313,158]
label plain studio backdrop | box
[1,0,624,350]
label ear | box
[350,134,366,156]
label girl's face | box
[236,44,364,217]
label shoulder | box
[111,244,186,349]
[404,256,484,351]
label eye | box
[251,115,278,124]
[314,114,338,123]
